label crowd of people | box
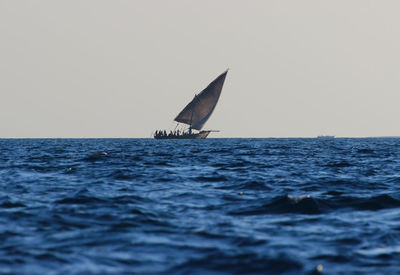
[154,129,185,138]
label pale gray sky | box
[1,1,399,138]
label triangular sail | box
[174,70,228,130]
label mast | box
[189,107,194,134]
[189,94,200,134]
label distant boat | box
[317,135,335,139]
[154,70,228,139]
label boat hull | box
[154,131,211,140]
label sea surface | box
[1,138,400,274]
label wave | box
[325,161,353,168]
[192,175,228,182]
[355,148,377,154]
[230,195,324,215]
[167,251,303,274]
[328,194,400,211]
[230,194,400,215]
[1,200,25,208]
[82,152,109,162]
[54,188,107,205]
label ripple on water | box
[0,138,400,274]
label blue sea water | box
[1,138,400,274]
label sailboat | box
[154,69,228,139]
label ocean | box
[1,138,400,274]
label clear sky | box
[1,1,399,138]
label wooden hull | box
[154,131,211,140]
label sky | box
[1,1,400,138]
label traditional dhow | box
[154,70,228,139]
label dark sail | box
[174,70,228,130]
